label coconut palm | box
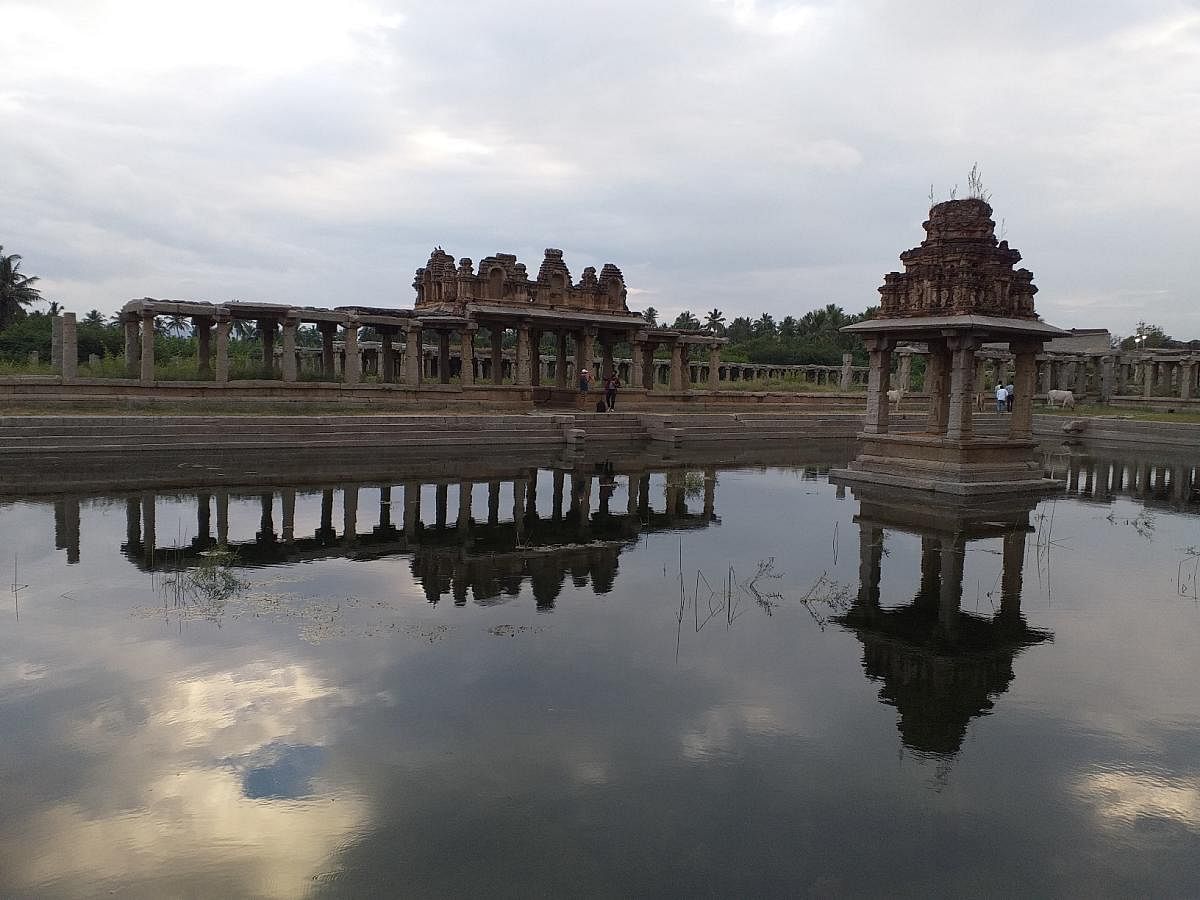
[704,308,726,334]
[0,246,43,329]
[673,310,701,330]
[642,306,658,327]
[83,309,106,327]
[753,312,777,337]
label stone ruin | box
[413,247,629,315]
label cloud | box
[1,1,1198,336]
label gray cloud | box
[1,0,1197,337]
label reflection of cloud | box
[5,662,366,897]
[1077,769,1200,831]
[681,703,785,761]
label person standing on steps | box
[1006,382,1015,413]
[996,381,1007,413]
[578,368,593,409]
[603,371,620,412]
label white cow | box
[887,388,906,411]
[1046,389,1076,409]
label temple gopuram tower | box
[835,198,1064,494]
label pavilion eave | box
[842,315,1067,340]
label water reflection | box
[834,482,1053,757]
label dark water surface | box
[3,442,1200,897]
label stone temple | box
[834,198,1065,495]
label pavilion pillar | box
[708,344,721,391]
[999,528,1026,621]
[458,326,475,387]
[530,330,542,386]
[124,314,140,378]
[924,343,950,434]
[895,352,911,393]
[1038,359,1051,395]
[516,323,533,385]
[991,359,1003,391]
[1183,361,1195,401]
[139,312,156,384]
[1009,342,1040,440]
[319,325,336,380]
[1144,360,1154,398]
[214,317,230,383]
[435,330,450,384]
[1099,355,1115,402]
[404,326,422,385]
[380,329,395,383]
[862,337,892,435]
[555,331,569,388]
[669,342,685,392]
[343,485,359,545]
[1074,357,1089,398]
[343,319,360,385]
[281,316,298,382]
[458,481,473,533]
[579,329,596,380]
[946,336,978,441]
[490,326,504,385]
[196,316,212,378]
[640,341,656,391]
[259,320,275,379]
[51,314,63,370]
[601,336,615,380]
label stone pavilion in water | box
[835,198,1065,495]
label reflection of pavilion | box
[835,481,1052,757]
[109,463,719,609]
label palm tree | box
[753,312,777,337]
[166,313,189,336]
[673,310,701,330]
[642,306,659,327]
[83,309,106,327]
[704,308,726,334]
[0,247,43,329]
[779,315,798,338]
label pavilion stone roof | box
[878,198,1044,321]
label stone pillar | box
[124,315,140,378]
[946,336,977,441]
[708,344,721,391]
[320,325,336,380]
[640,342,656,391]
[214,317,230,383]
[141,492,156,566]
[991,359,1003,391]
[577,329,596,382]
[1144,359,1154,398]
[530,330,542,386]
[60,313,77,381]
[840,352,854,390]
[459,327,476,387]
[343,319,360,385]
[939,533,966,636]
[1039,359,1052,396]
[434,330,450,384]
[489,326,504,386]
[601,337,615,380]
[1074,357,1089,398]
[925,343,950,434]
[381,329,395,384]
[1100,355,1115,403]
[669,342,685,392]
[555,331,568,388]
[458,481,473,532]
[51,314,63,371]
[282,488,296,543]
[259,320,275,379]
[1183,362,1195,401]
[404,326,422,385]
[196,316,212,378]
[139,313,156,384]
[862,338,892,435]
[281,316,298,382]
[895,352,911,393]
[515,323,532,385]
[1009,343,1039,440]
[343,485,359,545]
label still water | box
[3,442,1200,897]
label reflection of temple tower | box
[835,482,1053,757]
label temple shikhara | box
[835,198,1065,494]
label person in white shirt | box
[996,383,1007,413]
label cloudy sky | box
[2,0,1198,338]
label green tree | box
[642,306,658,327]
[727,316,753,343]
[0,247,43,329]
[83,309,106,327]
[779,315,798,338]
[672,310,701,330]
[753,312,777,337]
[1119,321,1171,350]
